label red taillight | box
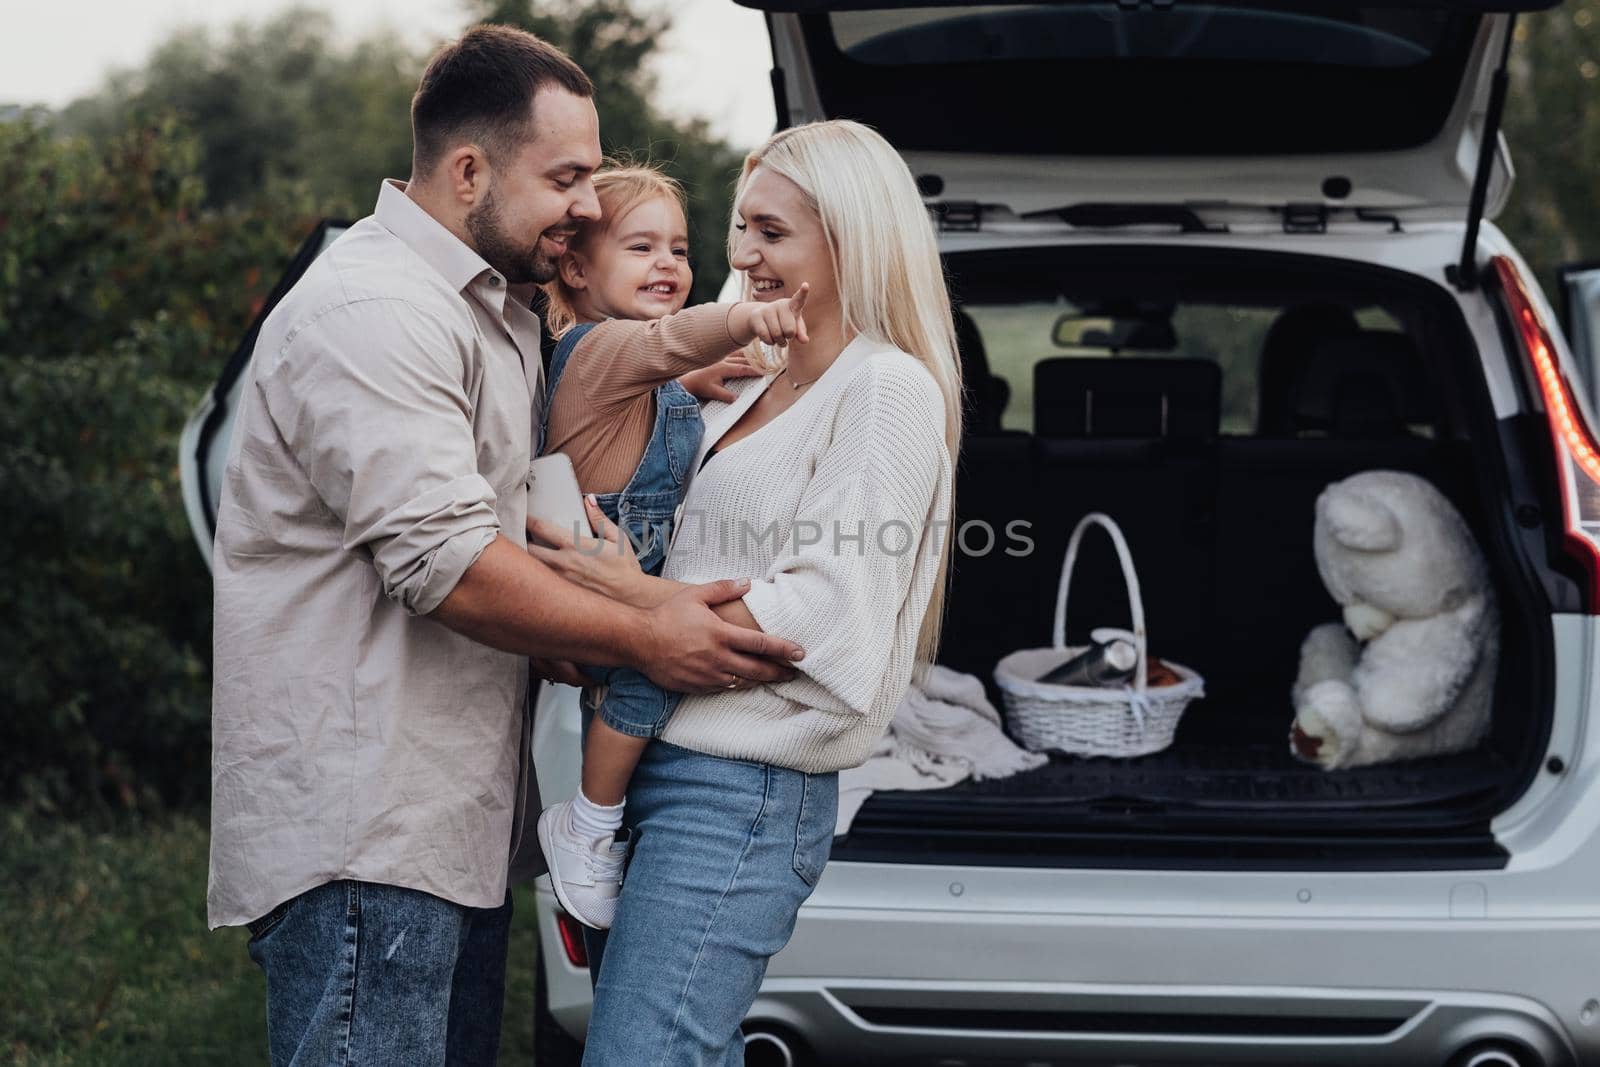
[1492,254,1600,607]
[555,909,589,968]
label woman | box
[530,119,962,1065]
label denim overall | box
[539,322,703,737]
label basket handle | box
[1052,512,1150,694]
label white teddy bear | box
[1289,470,1499,770]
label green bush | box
[0,115,315,812]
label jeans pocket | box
[246,898,293,942]
[663,400,703,483]
[791,772,839,887]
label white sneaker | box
[537,799,629,930]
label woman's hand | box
[679,351,766,404]
[527,495,646,602]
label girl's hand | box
[526,495,645,600]
[678,351,767,404]
[731,283,809,348]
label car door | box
[178,219,348,566]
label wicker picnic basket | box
[995,512,1204,758]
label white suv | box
[184,3,1600,1064]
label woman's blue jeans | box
[580,738,838,1066]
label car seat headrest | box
[1257,304,1361,436]
[1034,357,1221,439]
[1290,332,1431,438]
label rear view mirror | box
[1052,312,1177,352]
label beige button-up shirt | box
[208,180,546,928]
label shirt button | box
[488,275,502,287]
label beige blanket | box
[836,665,1049,835]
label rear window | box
[800,3,1482,154]
[948,247,1433,439]
[964,299,1404,435]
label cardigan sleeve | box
[740,356,948,719]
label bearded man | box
[206,25,804,1066]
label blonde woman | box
[529,119,962,1063]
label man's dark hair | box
[411,25,594,175]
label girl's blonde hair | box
[542,162,689,338]
[731,119,964,666]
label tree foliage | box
[57,8,418,219]
[0,117,316,812]
[56,0,745,301]
[1500,6,1600,295]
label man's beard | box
[466,188,565,285]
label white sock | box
[570,789,625,842]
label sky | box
[0,0,777,148]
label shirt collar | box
[374,179,501,298]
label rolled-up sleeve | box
[257,298,501,615]
[740,361,946,718]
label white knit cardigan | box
[659,334,953,774]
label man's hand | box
[639,578,805,693]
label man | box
[207,25,803,1066]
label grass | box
[1,809,543,1065]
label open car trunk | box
[834,244,1554,870]
[751,1,1561,228]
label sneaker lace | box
[584,838,622,878]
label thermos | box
[1036,634,1139,687]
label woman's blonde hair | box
[541,162,689,338]
[731,119,964,666]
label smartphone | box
[527,453,593,547]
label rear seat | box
[1027,358,1222,683]
[939,321,1479,747]
[943,351,1225,685]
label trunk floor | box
[851,742,1515,821]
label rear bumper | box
[538,884,1597,1064]
[756,908,1592,1065]
[749,980,1573,1066]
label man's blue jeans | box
[246,880,512,1066]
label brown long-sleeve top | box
[541,303,744,493]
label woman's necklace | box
[779,366,819,390]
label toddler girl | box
[534,165,807,929]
